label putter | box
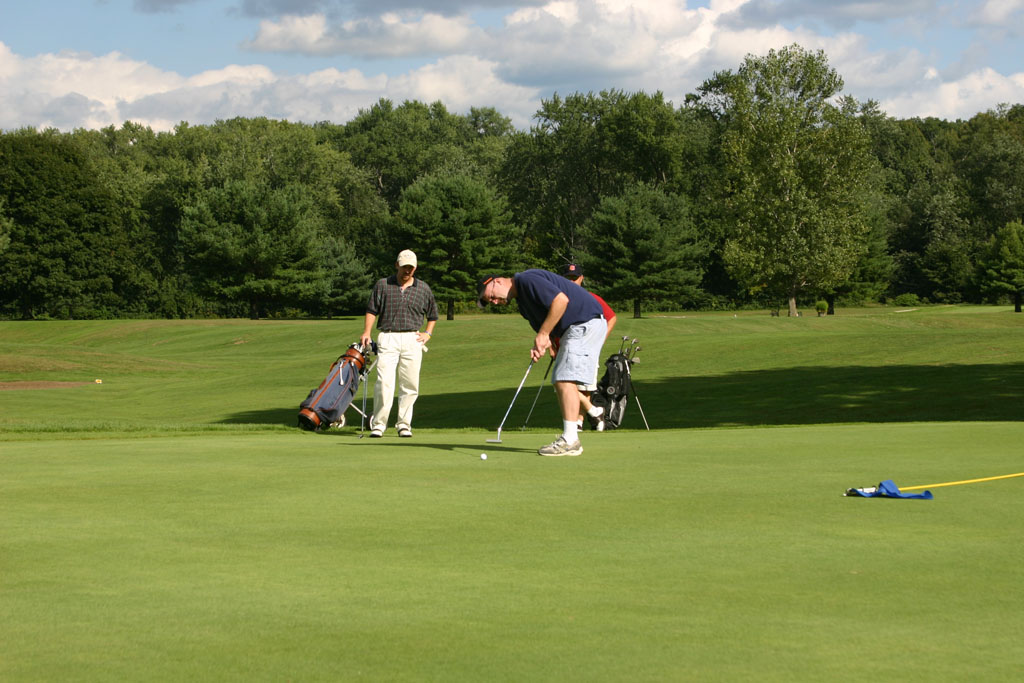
[521,356,555,429]
[487,359,535,443]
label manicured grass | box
[2,307,1024,680]
[3,306,1024,432]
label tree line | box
[2,44,1023,321]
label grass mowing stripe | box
[2,307,1024,432]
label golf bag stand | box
[624,362,650,431]
[298,342,378,431]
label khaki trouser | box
[371,331,425,433]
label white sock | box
[587,405,604,418]
[563,420,579,443]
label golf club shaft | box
[522,356,554,428]
[494,360,535,434]
[358,357,376,437]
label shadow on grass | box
[222,363,1024,430]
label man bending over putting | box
[478,270,607,456]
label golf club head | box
[486,438,502,443]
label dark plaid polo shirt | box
[366,275,439,332]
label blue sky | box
[1,0,1022,131]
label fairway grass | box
[3,308,1024,680]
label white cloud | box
[0,41,378,131]
[506,0,581,26]
[0,39,541,132]
[245,11,484,57]
[971,0,1024,25]
[880,67,1024,120]
[824,34,933,92]
[2,0,1023,133]
[0,42,18,81]
[386,55,541,126]
[187,64,277,88]
[0,43,184,130]
[244,14,331,53]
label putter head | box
[486,429,503,443]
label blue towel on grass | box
[845,479,933,499]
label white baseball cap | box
[397,249,417,267]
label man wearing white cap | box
[360,249,439,438]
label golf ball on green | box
[480,453,487,460]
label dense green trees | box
[500,90,689,260]
[979,221,1024,312]
[172,118,370,318]
[0,198,12,255]
[581,182,706,317]
[0,130,129,318]
[1,45,1023,320]
[395,171,522,319]
[695,45,879,316]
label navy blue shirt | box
[513,269,602,338]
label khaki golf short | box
[552,316,607,389]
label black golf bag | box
[298,342,377,431]
[591,352,632,429]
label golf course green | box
[3,307,1023,680]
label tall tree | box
[959,106,1024,236]
[696,45,879,315]
[580,182,706,317]
[978,220,1024,312]
[500,90,687,261]
[394,171,522,319]
[331,99,474,210]
[71,122,166,315]
[171,118,373,317]
[0,129,125,319]
[180,179,331,318]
